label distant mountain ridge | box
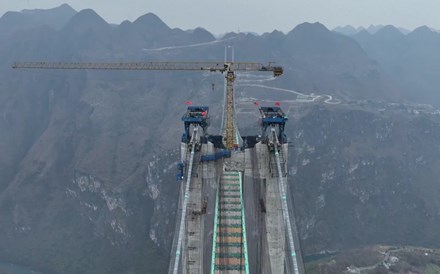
[350,24,440,105]
[333,24,429,35]
[0,3,77,32]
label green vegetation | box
[305,246,440,274]
[426,263,440,274]
[305,256,335,274]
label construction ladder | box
[211,171,249,273]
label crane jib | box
[12,61,283,76]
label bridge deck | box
[211,171,249,274]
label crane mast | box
[225,68,236,149]
[12,60,283,149]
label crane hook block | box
[273,67,283,77]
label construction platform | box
[168,106,304,274]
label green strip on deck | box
[210,190,219,274]
[215,242,243,247]
[214,265,245,271]
[217,223,242,228]
[216,232,243,237]
[220,194,241,198]
[215,252,244,258]
[239,171,250,274]
[222,208,242,212]
[222,192,240,196]
[222,188,240,192]
[219,215,242,220]
[220,201,241,205]
[223,173,239,176]
[223,186,240,189]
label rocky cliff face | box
[1,5,440,274]
[289,102,440,253]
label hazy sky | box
[1,0,440,34]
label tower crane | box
[12,61,283,149]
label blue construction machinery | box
[176,162,185,181]
[259,106,288,144]
[200,150,231,162]
[181,106,209,143]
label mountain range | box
[1,4,440,274]
[333,24,440,35]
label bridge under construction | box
[13,60,305,274]
[168,103,305,274]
